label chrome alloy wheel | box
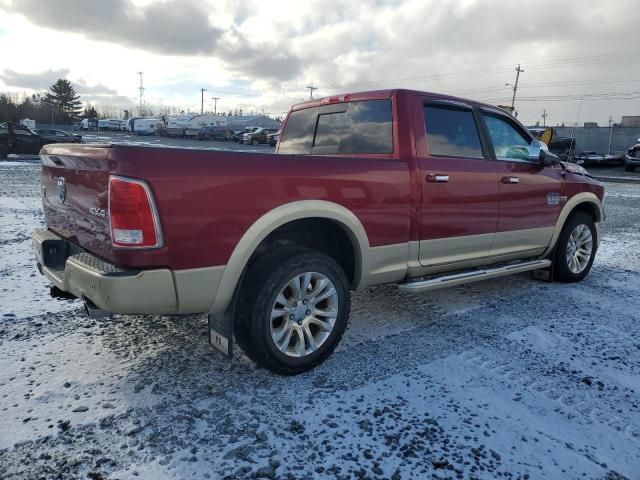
[270,272,339,357]
[566,224,593,274]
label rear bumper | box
[32,229,224,315]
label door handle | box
[501,176,520,184]
[426,174,449,183]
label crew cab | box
[33,89,604,374]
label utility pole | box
[306,85,317,99]
[200,88,207,114]
[541,109,548,127]
[509,64,524,112]
[211,97,220,115]
[137,72,144,116]
[607,116,615,155]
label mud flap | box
[208,313,233,359]
[531,247,556,283]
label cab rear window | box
[278,100,393,155]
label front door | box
[416,101,500,267]
[479,111,563,257]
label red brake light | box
[108,176,162,248]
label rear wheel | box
[553,212,597,282]
[0,144,8,160]
[234,247,350,375]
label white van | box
[134,119,162,136]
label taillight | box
[108,176,163,248]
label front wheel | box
[625,164,636,172]
[252,139,260,146]
[234,247,350,375]
[554,212,597,282]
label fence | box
[553,127,640,154]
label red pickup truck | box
[33,89,604,374]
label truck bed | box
[40,143,412,271]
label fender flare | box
[208,200,370,314]
[542,192,603,258]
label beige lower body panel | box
[173,266,225,314]
[411,227,553,278]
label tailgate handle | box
[426,174,449,183]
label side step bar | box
[398,259,552,293]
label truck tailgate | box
[40,144,115,261]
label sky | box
[0,0,639,125]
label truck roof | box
[290,88,498,112]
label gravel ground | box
[0,151,639,480]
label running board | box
[398,259,552,293]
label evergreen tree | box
[83,106,98,119]
[45,79,82,123]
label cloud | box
[1,68,117,95]
[2,0,222,55]
[0,68,70,90]
[217,29,303,82]
[0,0,304,82]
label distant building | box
[225,115,281,130]
[583,122,598,127]
[621,116,640,127]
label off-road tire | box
[553,212,597,283]
[234,247,350,375]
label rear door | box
[416,101,500,267]
[479,110,563,256]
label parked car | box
[548,137,575,162]
[34,129,83,144]
[32,89,604,374]
[267,131,280,147]
[574,151,624,166]
[230,130,245,142]
[198,126,231,141]
[625,140,640,172]
[243,127,278,145]
[0,122,47,158]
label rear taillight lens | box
[108,176,163,248]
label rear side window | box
[278,107,318,154]
[313,100,392,154]
[278,100,393,155]
[424,105,483,158]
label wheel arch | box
[208,200,370,315]
[543,192,603,258]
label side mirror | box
[528,139,553,165]
[528,140,544,161]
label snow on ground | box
[0,158,639,479]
